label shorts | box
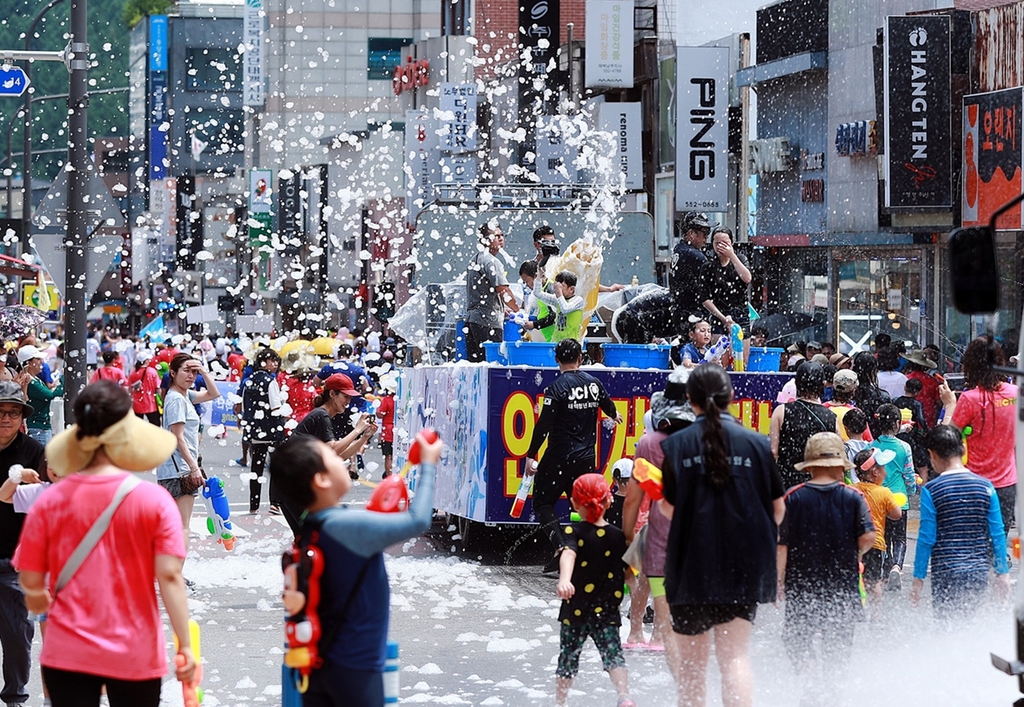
[158,476,199,499]
[670,603,758,636]
[862,548,885,584]
[380,440,393,456]
[648,576,666,598]
[556,619,625,678]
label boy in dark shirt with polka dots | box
[555,474,635,707]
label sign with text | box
[148,16,168,183]
[599,102,642,190]
[676,46,730,212]
[404,109,439,225]
[884,15,952,208]
[963,88,1022,229]
[518,0,561,130]
[243,0,265,106]
[585,0,634,88]
[398,365,789,523]
[438,83,478,153]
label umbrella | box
[0,305,48,340]
[277,339,313,356]
[756,312,815,343]
[309,337,340,356]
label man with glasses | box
[464,221,519,362]
[0,382,46,707]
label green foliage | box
[0,0,131,184]
[122,0,171,30]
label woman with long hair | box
[157,353,220,561]
[852,351,890,436]
[14,381,195,707]
[940,335,1018,535]
[770,361,839,489]
[661,366,785,707]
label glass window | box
[189,109,245,157]
[367,38,412,80]
[834,249,925,355]
[185,48,241,91]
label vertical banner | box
[404,109,439,227]
[599,103,642,189]
[536,117,578,184]
[676,46,730,212]
[277,171,301,255]
[437,82,478,153]
[148,15,168,183]
[585,0,634,88]
[884,15,952,208]
[518,0,561,162]
[962,88,1022,229]
[175,175,200,271]
[249,169,273,289]
[243,0,265,107]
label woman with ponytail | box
[940,335,1018,535]
[660,365,785,707]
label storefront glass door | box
[834,249,927,354]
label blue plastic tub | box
[747,347,784,372]
[455,319,468,361]
[482,342,508,365]
[602,343,673,369]
[503,320,521,342]
[506,341,557,366]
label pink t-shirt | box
[13,473,185,680]
[952,382,1019,488]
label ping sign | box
[0,66,30,97]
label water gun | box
[174,619,203,707]
[201,477,235,551]
[366,429,439,513]
[282,536,325,694]
[702,335,731,365]
[730,323,745,372]
[632,458,663,501]
[510,460,536,518]
[961,425,972,465]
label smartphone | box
[944,373,966,392]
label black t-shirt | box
[779,481,874,610]
[558,522,628,625]
[294,406,335,442]
[527,370,618,466]
[670,242,708,316]
[0,433,46,560]
[700,253,750,321]
[661,414,784,606]
[777,400,838,489]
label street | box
[14,428,1021,706]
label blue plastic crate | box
[601,343,672,369]
[747,347,784,372]
[506,341,557,366]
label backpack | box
[281,520,370,693]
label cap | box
[807,341,822,350]
[794,432,853,471]
[685,212,711,230]
[16,345,46,365]
[833,369,859,392]
[811,354,830,365]
[136,349,154,364]
[612,458,634,480]
[324,373,360,396]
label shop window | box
[185,48,241,91]
[189,109,245,156]
[367,38,412,80]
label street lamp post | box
[21,0,68,255]
[64,0,88,420]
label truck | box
[948,193,1024,706]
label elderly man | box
[0,382,46,707]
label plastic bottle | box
[384,642,400,704]
[510,464,535,519]
[630,275,639,287]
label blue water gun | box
[202,476,235,551]
[703,335,731,364]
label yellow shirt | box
[854,481,899,551]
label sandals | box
[617,698,637,707]
[622,641,647,650]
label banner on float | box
[676,46,731,213]
[962,87,1022,229]
[398,366,789,524]
[586,0,634,88]
[884,15,952,208]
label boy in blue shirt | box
[910,425,1010,619]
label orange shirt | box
[854,481,899,551]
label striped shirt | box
[913,469,1009,580]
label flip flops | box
[617,698,637,707]
[622,641,647,650]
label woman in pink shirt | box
[13,381,195,707]
[940,335,1018,536]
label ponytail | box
[686,366,734,488]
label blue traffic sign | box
[0,67,30,97]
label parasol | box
[309,337,341,356]
[0,305,48,341]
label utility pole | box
[63,0,89,420]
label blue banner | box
[149,16,167,72]
[149,71,167,181]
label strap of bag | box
[55,475,142,593]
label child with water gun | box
[852,448,903,604]
[679,320,713,368]
[868,404,917,590]
[270,430,439,707]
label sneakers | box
[269,505,282,516]
[888,566,902,591]
[184,577,196,591]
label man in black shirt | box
[669,212,711,335]
[526,340,622,571]
[0,382,46,706]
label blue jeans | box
[25,428,51,446]
[0,562,33,705]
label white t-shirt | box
[878,371,908,400]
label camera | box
[540,241,560,257]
